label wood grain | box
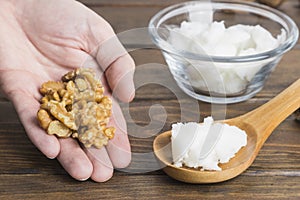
[0,173,300,200]
[0,0,299,199]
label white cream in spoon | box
[171,117,247,171]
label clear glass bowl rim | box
[148,0,299,63]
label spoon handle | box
[242,78,300,144]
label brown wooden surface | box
[0,0,300,199]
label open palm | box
[0,0,135,182]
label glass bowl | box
[148,0,298,104]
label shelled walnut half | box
[37,68,115,149]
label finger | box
[82,54,135,103]
[106,99,131,168]
[94,33,128,72]
[105,54,135,102]
[10,90,60,159]
[57,138,93,181]
[85,14,135,102]
[84,147,114,182]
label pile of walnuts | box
[37,68,115,148]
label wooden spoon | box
[153,79,300,183]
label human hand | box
[0,0,134,182]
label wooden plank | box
[0,102,19,123]
[0,172,299,199]
[90,6,162,35]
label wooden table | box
[1,0,299,199]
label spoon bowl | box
[153,79,300,183]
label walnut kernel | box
[47,120,72,137]
[37,68,115,149]
[37,109,52,129]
